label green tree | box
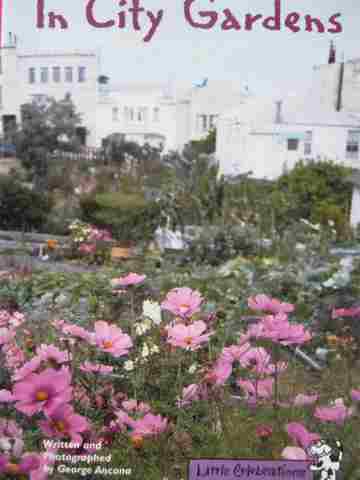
[14,94,83,187]
[0,176,53,231]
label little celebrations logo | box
[308,439,343,480]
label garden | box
[0,96,359,479]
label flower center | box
[6,463,20,474]
[54,420,67,432]
[184,336,193,345]
[131,435,144,449]
[103,340,113,349]
[36,390,49,401]
[179,304,190,312]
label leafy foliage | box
[14,94,83,187]
[0,175,53,231]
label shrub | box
[80,191,160,244]
[273,160,352,233]
[0,175,53,231]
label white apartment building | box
[0,34,247,152]
[217,96,360,179]
[0,34,98,147]
[217,44,360,180]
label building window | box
[197,114,208,132]
[65,67,73,82]
[137,107,147,123]
[304,131,313,155]
[287,138,299,151]
[124,107,135,122]
[78,66,86,82]
[209,114,218,129]
[53,66,61,83]
[29,68,36,84]
[153,107,160,122]
[40,67,49,83]
[346,130,360,160]
[112,107,119,122]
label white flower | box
[150,345,159,354]
[188,363,198,374]
[135,319,152,336]
[124,360,134,371]
[142,300,162,325]
[141,343,150,358]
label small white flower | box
[124,360,134,371]
[135,319,152,336]
[150,345,159,354]
[142,343,150,358]
[188,363,197,374]
[142,300,162,325]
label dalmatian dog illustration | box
[308,439,343,480]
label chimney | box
[275,100,283,124]
[328,41,336,64]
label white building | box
[0,34,99,147]
[216,96,360,180]
[0,35,247,152]
[96,79,247,152]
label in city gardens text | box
[36,0,342,43]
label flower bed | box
[0,254,359,479]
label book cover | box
[0,1,358,479]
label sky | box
[4,0,360,97]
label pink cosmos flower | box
[161,287,203,318]
[248,314,312,346]
[39,404,89,443]
[285,422,320,449]
[88,227,112,242]
[0,419,23,439]
[166,320,213,351]
[78,243,96,254]
[0,310,25,328]
[0,327,15,345]
[36,344,70,365]
[237,378,274,399]
[281,446,307,460]
[248,294,294,314]
[238,347,282,375]
[351,389,360,402]
[30,449,57,480]
[80,362,114,374]
[111,273,146,288]
[0,453,40,477]
[332,306,360,319]
[0,390,14,402]
[219,343,252,364]
[94,321,132,357]
[314,399,353,424]
[121,400,151,414]
[13,357,42,382]
[4,343,25,369]
[130,413,168,438]
[293,393,319,407]
[177,384,201,407]
[205,360,232,386]
[62,323,94,343]
[13,367,72,417]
